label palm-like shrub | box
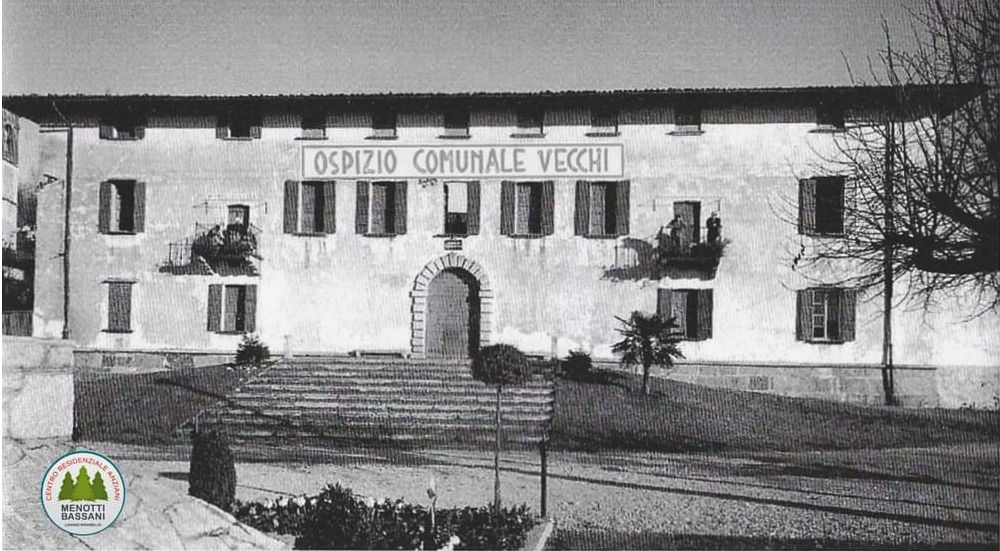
[611,311,684,395]
[470,344,532,514]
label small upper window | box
[814,103,845,132]
[369,110,398,139]
[512,106,544,137]
[100,113,146,140]
[300,110,327,140]
[216,111,261,140]
[672,104,703,135]
[441,107,470,139]
[587,106,619,136]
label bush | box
[560,350,593,380]
[232,483,538,550]
[188,428,237,511]
[236,334,270,366]
[471,344,532,387]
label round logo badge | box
[40,450,126,536]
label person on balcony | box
[707,211,722,245]
[666,214,687,252]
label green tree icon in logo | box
[69,466,95,501]
[90,471,109,501]
[57,472,75,500]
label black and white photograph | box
[1,0,997,549]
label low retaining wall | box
[2,336,75,439]
[596,360,940,407]
[74,349,234,375]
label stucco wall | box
[29,106,1000,388]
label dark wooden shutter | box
[284,180,299,234]
[467,181,480,235]
[574,181,590,236]
[244,285,257,333]
[207,284,222,332]
[541,180,555,235]
[323,181,337,233]
[799,178,817,234]
[393,181,408,234]
[134,123,146,140]
[133,181,146,232]
[108,282,132,332]
[99,124,114,139]
[249,116,262,139]
[616,180,630,236]
[500,181,515,235]
[355,181,369,234]
[795,289,810,341]
[837,288,856,342]
[215,115,228,139]
[657,289,673,321]
[98,181,112,233]
[696,289,713,340]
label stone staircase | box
[198,357,556,449]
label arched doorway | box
[426,268,480,357]
[410,253,494,358]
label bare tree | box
[789,0,997,404]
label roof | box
[1,85,981,124]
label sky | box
[1,0,926,96]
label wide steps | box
[231,390,553,405]
[225,400,552,414]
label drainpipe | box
[45,102,73,340]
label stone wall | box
[2,336,74,439]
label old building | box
[3,87,997,406]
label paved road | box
[7,440,998,549]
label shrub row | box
[232,483,537,550]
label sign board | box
[302,144,624,180]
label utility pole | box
[882,119,896,406]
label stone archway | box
[410,253,493,358]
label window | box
[207,284,257,333]
[216,111,261,140]
[512,106,544,137]
[796,287,856,343]
[300,110,326,140]
[574,181,630,237]
[284,180,336,234]
[588,106,619,136]
[443,181,481,235]
[657,288,713,340]
[105,281,133,333]
[441,107,470,138]
[799,176,845,236]
[99,113,146,140]
[672,104,703,135]
[98,180,145,234]
[814,103,845,132]
[370,110,398,139]
[356,181,407,235]
[500,181,554,236]
[3,111,18,165]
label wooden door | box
[673,201,701,247]
[426,269,480,357]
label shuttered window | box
[356,181,407,235]
[216,111,262,140]
[98,180,145,234]
[588,106,619,136]
[799,176,845,236]
[106,281,133,333]
[284,181,335,234]
[370,110,397,139]
[575,180,630,237]
[444,181,480,235]
[795,287,856,343]
[513,106,544,137]
[300,110,326,140]
[657,288,713,340]
[502,181,553,236]
[207,284,257,333]
[3,111,18,165]
[673,104,702,134]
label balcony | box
[603,235,728,282]
[161,222,262,276]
